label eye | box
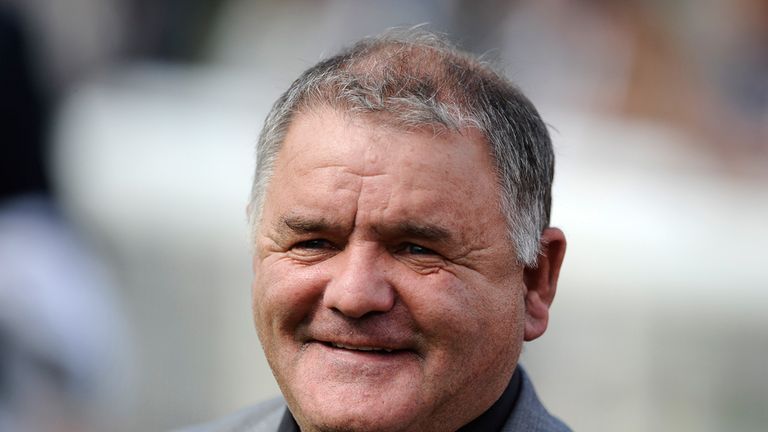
[288,238,339,263]
[293,239,334,250]
[393,242,445,272]
[402,243,437,255]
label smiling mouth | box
[308,339,425,361]
[327,342,395,353]
[312,340,408,354]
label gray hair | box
[248,29,553,266]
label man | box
[185,29,568,432]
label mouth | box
[326,342,395,353]
[309,339,410,356]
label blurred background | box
[1,0,767,431]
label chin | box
[297,403,419,432]
[277,341,432,432]
[287,380,426,432]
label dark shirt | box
[277,368,523,432]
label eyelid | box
[286,238,340,264]
[392,242,447,273]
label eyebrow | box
[394,221,452,242]
[274,215,455,244]
[276,215,338,236]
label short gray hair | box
[248,29,554,266]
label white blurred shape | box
[52,64,283,431]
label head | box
[248,29,565,432]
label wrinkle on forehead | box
[352,172,393,230]
[268,106,508,251]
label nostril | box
[330,306,390,320]
[323,283,396,319]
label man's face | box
[252,108,528,432]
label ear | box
[523,227,566,341]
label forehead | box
[274,108,493,180]
[263,107,505,236]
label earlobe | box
[523,227,566,341]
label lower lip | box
[301,342,422,383]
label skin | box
[252,107,566,432]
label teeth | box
[331,342,393,353]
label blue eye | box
[405,243,436,255]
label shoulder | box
[502,367,572,432]
[173,398,286,432]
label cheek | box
[253,258,328,337]
[398,272,481,348]
[404,271,524,357]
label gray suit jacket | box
[178,368,570,432]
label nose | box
[322,243,395,319]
